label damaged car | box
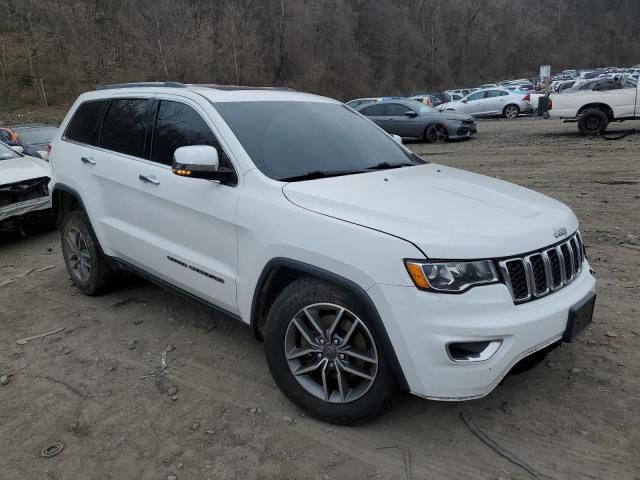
[0,141,52,228]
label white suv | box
[49,82,596,423]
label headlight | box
[449,119,465,124]
[404,259,499,292]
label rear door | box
[483,90,505,115]
[359,103,388,130]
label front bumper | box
[368,264,596,400]
[450,124,477,139]
[0,196,51,223]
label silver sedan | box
[439,88,533,118]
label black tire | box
[60,210,115,296]
[578,109,609,136]
[264,277,398,424]
[503,104,520,119]
[424,123,449,143]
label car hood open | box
[282,164,578,259]
[0,155,50,185]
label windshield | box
[0,142,20,161]
[14,126,57,145]
[214,101,425,181]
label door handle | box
[81,156,96,165]
[138,174,160,185]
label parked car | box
[549,76,639,135]
[0,123,58,160]
[49,82,595,423]
[0,141,51,227]
[439,88,533,118]
[357,99,476,143]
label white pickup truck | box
[548,78,639,135]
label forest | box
[1,0,639,106]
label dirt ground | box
[1,116,639,480]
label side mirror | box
[10,145,24,154]
[172,145,234,183]
[391,134,403,144]
[404,110,418,118]
[461,99,468,103]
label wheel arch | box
[578,103,614,119]
[51,183,86,226]
[250,257,409,391]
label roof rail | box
[96,81,186,90]
[193,84,295,92]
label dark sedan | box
[356,99,477,143]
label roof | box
[5,123,57,129]
[81,82,336,104]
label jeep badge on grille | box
[553,227,568,238]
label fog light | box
[447,340,502,362]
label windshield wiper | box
[280,169,364,182]
[365,162,415,170]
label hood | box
[436,110,474,121]
[0,155,50,185]
[282,164,578,259]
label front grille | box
[499,232,585,303]
[0,176,50,208]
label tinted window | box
[386,104,411,116]
[485,90,502,98]
[151,101,229,167]
[360,104,385,116]
[100,99,150,157]
[65,100,108,145]
[467,91,484,101]
[214,101,424,181]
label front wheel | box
[264,277,397,424]
[503,104,520,119]
[424,123,449,143]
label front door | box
[461,90,487,116]
[383,103,422,138]
[94,96,240,313]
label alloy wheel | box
[427,124,448,143]
[66,227,92,282]
[284,303,378,403]
[505,106,519,118]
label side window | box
[485,90,501,98]
[100,99,150,157]
[467,91,484,101]
[150,100,230,168]
[360,104,385,116]
[500,90,510,96]
[65,100,109,145]
[386,104,411,116]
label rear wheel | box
[424,123,449,143]
[61,210,115,295]
[578,109,609,136]
[264,277,397,424]
[503,104,520,119]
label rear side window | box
[65,100,108,145]
[150,100,229,167]
[100,99,150,157]
[360,104,385,116]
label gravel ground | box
[1,116,639,480]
